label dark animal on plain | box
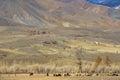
[29,72,34,76]
[64,73,70,76]
[112,73,119,76]
[53,73,61,77]
[42,31,47,34]
[47,73,49,76]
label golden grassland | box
[1,38,120,55]
[0,26,120,80]
[1,74,120,80]
[0,34,120,74]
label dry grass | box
[1,26,120,80]
[0,26,7,32]
[1,74,120,80]
[0,48,25,54]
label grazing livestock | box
[64,73,70,76]
[95,41,99,45]
[112,73,119,76]
[53,73,62,77]
[47,73,49,76]
[29,72,34,76]
[107,71,119,76]
[91,73,99,76]
[108,72,119,76]
[75,73,81,76]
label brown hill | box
[0,0,120,28]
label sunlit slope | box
[0,0,120,28]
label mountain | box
[0,0,50,27]
[86,0,120,7]
[108,8,120,19]
[0,0,120,28]
[86,0,120,19]
[1,0,120,73]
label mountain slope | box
[87,0,120,7]
[0,0,120,28]
[0,0,50,27]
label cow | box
[47,73,49,76]
[53,73,62,77]
[29,72,34,76]
[64,73,70,76]
[112,73,119,76]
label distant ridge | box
[86,0,120,7]
[0,0,120,27]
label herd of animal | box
[29,72,119,77]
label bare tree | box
[105,56,111,67]
[92,56,102,73]
[76,46,86,73]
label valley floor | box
[1,74,120,80]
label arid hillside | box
[0,0,120,28]
[0,0,120,75]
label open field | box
[0,26,120,78]
[0,0,120,80]
[1,74,120,80]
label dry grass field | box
[0,26,120,80]
[0,0,120,80]
[1,74,120,80]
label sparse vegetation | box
[75,47,86,73]
[92,56,102,73]
[0,26,120,80]
[105,56,111,67]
